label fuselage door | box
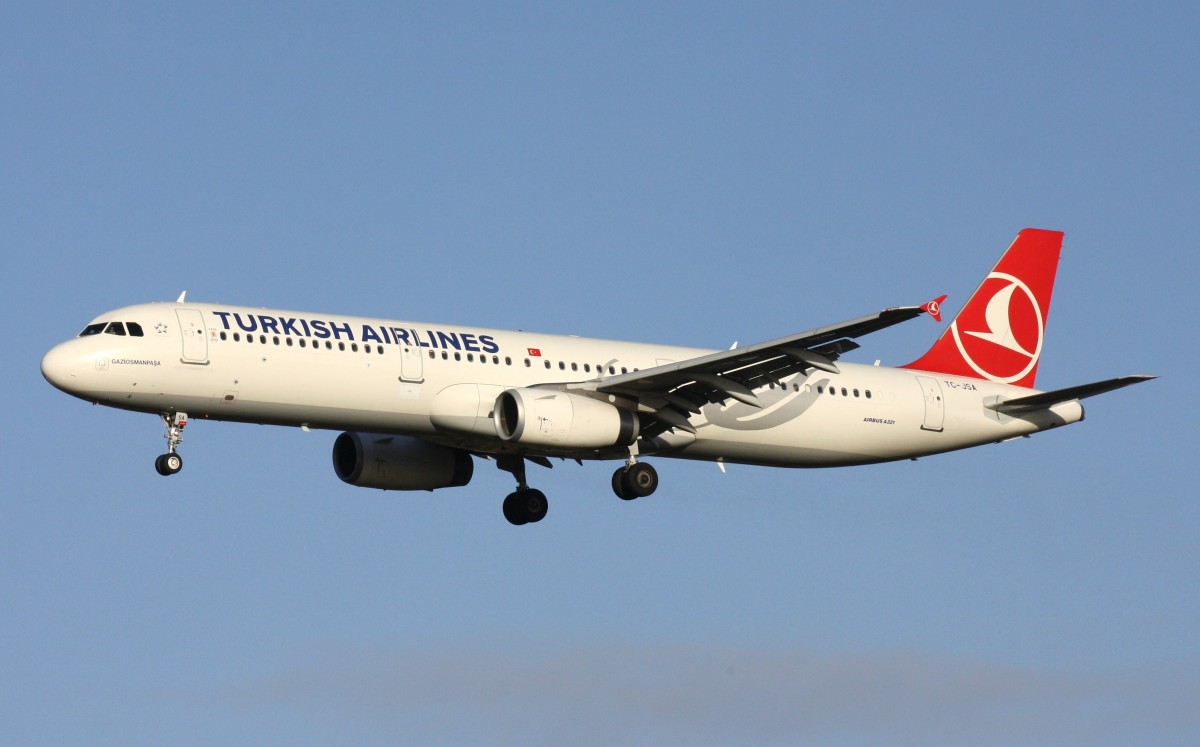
[916,375,944,432]
[399,345,424,383]
[176,308,209,364]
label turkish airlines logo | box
[950,272,1044,384]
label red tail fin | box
[903,228,1063,388]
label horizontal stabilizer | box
[986,375,1155,414]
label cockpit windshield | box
[78,321,145,338]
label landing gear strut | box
[497,455,548,526]
[155,412,187,476]
[612,460,658,500]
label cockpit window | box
[127,322,144,337]
[104,322,127,336]
[79,323,106,337]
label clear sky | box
[3,3,1196,745]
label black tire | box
[522,489,548,523]
[623,462,658,498]
[612,467,636,500]
[155,453,182,476]
[502,492,528,526]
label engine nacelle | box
[494,388,639,449]
[332,432,473,491]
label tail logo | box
[950,272,1044,384]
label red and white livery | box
[42,229,1153,524]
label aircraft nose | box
[41,342,80,393]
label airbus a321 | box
[42,229,1152,525]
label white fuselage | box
[41,301,1084,468]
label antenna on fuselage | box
[176,291,187,303]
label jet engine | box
[332,432,473,490]
[494,388,639,449]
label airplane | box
[41,228,1153,525]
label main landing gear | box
[611,460,659,501]
[155,412,187,476]
[497,455,660,525]
[497,456,549,526]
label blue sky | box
[3,3,1196,745]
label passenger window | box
[104,322,127,336]
[219,331,227,341]
[234,332,241,342]
[259,335,267,344]
[352,343,359,352]
[286,338,294,347]
[853,389,859,397]
[584,363,591,373]
[338,342,346,351]
[127,322,144,337]
[299,339,306,348]
[841,387,848,396]
[865,390,872,399]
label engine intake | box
[494,388,639,449]
[332,432,473,491]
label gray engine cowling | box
[332,432,473,490]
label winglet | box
[921,295,948,323]
[176,291,188,303]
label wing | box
[585,301,940,438]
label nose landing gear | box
[155,412,188,476]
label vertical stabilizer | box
[903,228,1063,388]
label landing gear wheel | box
[155,452,183,476]
[612,468,636,500]
[502,489,548,525]
[502,492,528,525]
[521,489,548,523]
[614,462,658,499]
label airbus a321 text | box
[43,229,1153,525]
